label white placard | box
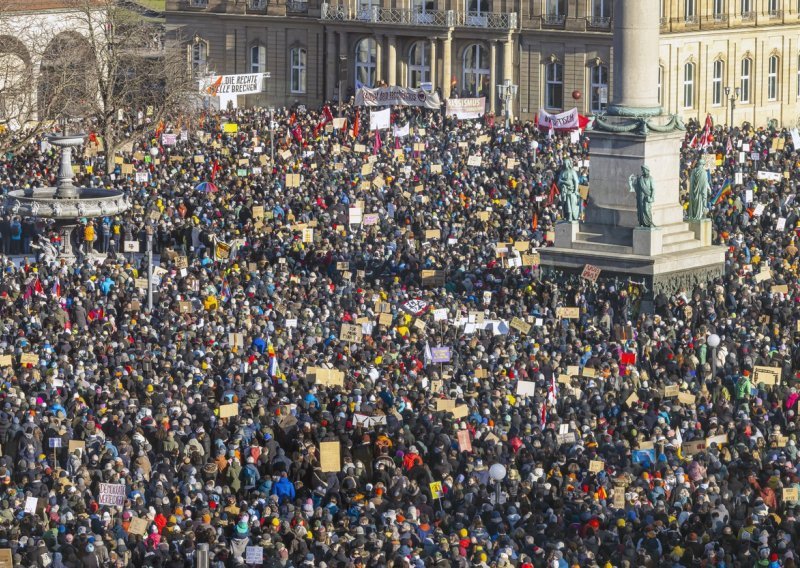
[123,241,140,253]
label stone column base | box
[687,219,712,247]
[633,226,663,256]
[555,221,579,248]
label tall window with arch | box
[408,42,431,88]
[191,40,208,77]
[682,62,695,109]
[713,0,726,18]
[545,60,564,109]
[355,38,376,88]
[740,57,751,103]
[712,59,724,106]
[250,44,265,74]
[590,64,608,113]
[740,0,751,15]
[290,47,307,93]
[768,55,779,100]
[462,44,489,97]
[685,0,696,20]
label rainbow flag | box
[710,179,732,206]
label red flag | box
[211,160,221,181]
[531,212,538,230]
[351,112,360,139]
[540,403,547,431]
[373,129,382,155]
[322,105,334,124]
[726,136,733,156]
[289,113,296,126]
[547,181,560,206]
[291,124,304,145]
[154,120,165,139]
[88,131,98,144]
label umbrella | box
[195,181,218,193]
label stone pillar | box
[375,36,383,85]
[503,37,513,83]
[325,29,337,100]
[429,38,437,92]
[489,41,497,114]
[387,36,397,86]
[609,0,661,113]
[442,34,452,98]
[339,31,348,97]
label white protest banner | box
[348,207,363,225]
[356,86,442,109]
[363,213,379,226]
[537,108,579,130]
[392,123,410,138]
[98,483,126,506]
[369,108,391,131]
[161,133,177,146]
[757,171,782,183]
[245,546,264,565]
[792,128,800,148]
[445,97,486,119]
[24,497,38,515]
[134,172,148,183]
[123,241,140,253]
[433,308,448,322]
[201,73,264,96]
[516,380,536,396]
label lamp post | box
[488,463,507,505]
[724,86,740,128]
[707,333,721,380]
[496,79,518,129]
[145,223,154,311]
[269,107,275,165]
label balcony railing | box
[587,16,611,28]
[711,13,728,22]
[542,13,566,25]
[248,0,266,9]
[320,4,516,28]
[286,0,308,12]
[768,9,783,19]
[188,0,207,6]
[681,14,700,24]
[740,10,756,21]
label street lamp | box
[724,87,741,128]
[496,79,518,129]
[145,223,154,311]
[707,333,721,380]
[488,463,507,505]
[268,107,275,166]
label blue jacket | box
[271,476,295,502]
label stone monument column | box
[584,0,685,230]
[609,0,661,114]
[540,0,725,303]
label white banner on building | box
[537,108,579,130]
[445,97,486,119]
[356,86,442,109]
[200,73,264,96]
[369,108,391,131]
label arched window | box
[768,55,779,101]
[408,42,431,88]
[545,61,564,109]
[462,44,489,97]
[682,62,695,108]
[740,57,751,103]
[355,38,376,88]
[191,39,208,76]
[290,47,306,93]
[590,64,608,113]
[250,44,265,74]
[712,59,724,106]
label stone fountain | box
[4,132,130,258]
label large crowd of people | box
[0,103,797,568]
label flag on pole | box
[423,342,433,367]
[373,129,382,155]
[351,111,360,139]
[547,181,560,206]
[50,277,61,298]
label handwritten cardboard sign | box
[319,441,341,472]
[753,365,781,385]
[219,403,239,418]
[556,307,580,319]
[581,264,601,282]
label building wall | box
[167,0,800,126]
